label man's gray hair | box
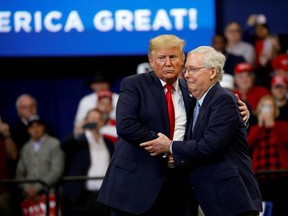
[187,46,226,81]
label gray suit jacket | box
[16,134,64,193]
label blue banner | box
[0,0,215,56]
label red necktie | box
[165,84,175,139]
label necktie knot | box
[165,84,173,92]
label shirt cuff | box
[169,141,173,154]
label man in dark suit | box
[140,46,262,216]
[97,34,193,216]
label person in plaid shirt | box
[248,94,288,216]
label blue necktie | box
[192,101,200,131]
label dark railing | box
[0,176,105,216]
[0,178,50,216]
[256,169,288,175]
[2,171,288,216]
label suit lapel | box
[179,77,194,118]
[148,72,170,134]
[192,83,221,138]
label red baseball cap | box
[234,62,254,74]
[271,74,288,87]
[272,54,288,72]
[98,90,113,101]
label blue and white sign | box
[0,0,215,56]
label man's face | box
[235,72,254,92]
[225,23,242,44]
[97,97,113,119]
[149,47,184,84]
[271,84,287,100]
[28,123,45,141]
[18,97,37,120]
[184,53,216,99]
[212,35,226,53]
[86,110,105,129]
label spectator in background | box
[15,115,64,212]
[212,33,246,75]
[136,62,152,74]
[248,95,288,216]
[74,71,119,136]
[9,94,55,180]
[220,73,235,91]
[270,74,288,121]
[10,94,38,151]
[0,117,17,216]
[246,15,281,78]
[96,90,118,145]
[271,53,288,81]
[61,108,114,216]
[233,62,270,126]
[224,21,256,66]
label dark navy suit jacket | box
[173,83,263,216]
[97,72,193,214]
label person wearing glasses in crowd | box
[97,35,251,216]
[140,46,262,216]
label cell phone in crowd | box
[83,122,97,129]
[261,105,271,114]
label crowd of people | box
[0,74,119,216]
[1,16,288,216]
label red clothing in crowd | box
[101,118,118,145]
[248,121,288,176]
[233,86,270,112]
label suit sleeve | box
[116,77,158,145]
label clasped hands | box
[140,133,174,164]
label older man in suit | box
[141,46,263,216]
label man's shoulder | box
[43,134,61,146]
[211,85,237,103]
[121,73,155,87]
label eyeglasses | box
[182,66,206,75]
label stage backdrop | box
[0,0,215,57]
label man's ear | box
[148,58,154,69]
[210,68,217,80]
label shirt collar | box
[197,83,216,106]
[160,79,180,92]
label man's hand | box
[0,117,11,138]
[235,93,250,122]
[140,133,171,156]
